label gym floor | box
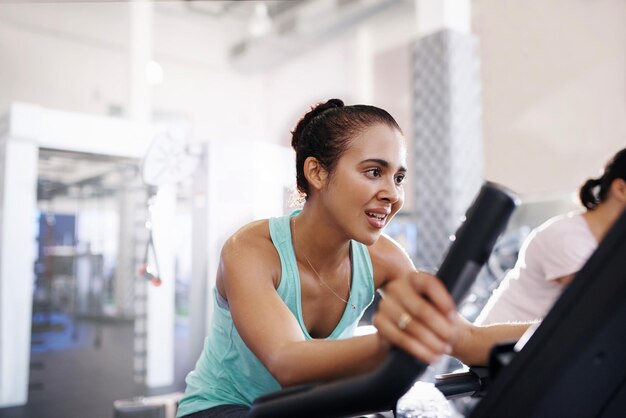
[0,314,190,418]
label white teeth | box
[366,212,385,221]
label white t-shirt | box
[475,212,597,325]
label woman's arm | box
[369,235,532,367]
[451,316,534,366]
[373,274,533,366]
[219,225,388,387]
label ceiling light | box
[248,2,273,38]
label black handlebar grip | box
[247,182,519,418]
[437,181,519,302]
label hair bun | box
[304,99,344,125]
[316,98,344,111]
[291,99,344,150]
[579,177,602,210]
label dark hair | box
[579,148,626,209]
[290,98,402,200]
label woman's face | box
[321,123,407,245]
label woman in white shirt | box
[476,148,626,325]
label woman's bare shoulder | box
[368,233,415,287]
[222,219,275,260]
[219,219,282,288]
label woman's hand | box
[372,271,458,363]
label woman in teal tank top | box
[177,99,532,418]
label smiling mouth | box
[366,211,387,221]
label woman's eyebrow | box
[360,158,407,172]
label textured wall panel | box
[412,29,484,270]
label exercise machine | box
[436,205,626,416]
[466,203,626,417]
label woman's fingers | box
[411,272,456,317]
[384,273,456,342]
[375,296,452,359]
[373,309,443,363]
[374,271,458,362]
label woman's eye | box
[395,174,406,185]
[365,168,382,178]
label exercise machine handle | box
[247,182,519,418]
[438,181,519,300]
[435,366,490,399]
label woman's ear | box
[303,156,328,192]
[611,178,626,202]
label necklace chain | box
[292,217,356,310]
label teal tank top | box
[176,211,375,416]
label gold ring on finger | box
[397,312,412,331]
